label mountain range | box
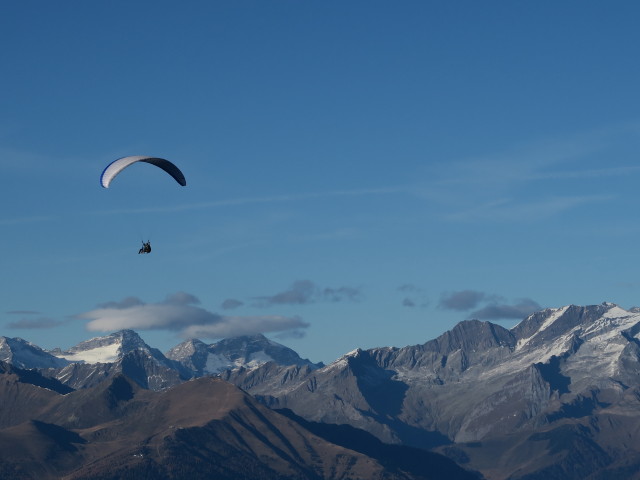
[2,302,640,479]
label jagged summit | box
[426,319,516,354]
[511,302,634,352]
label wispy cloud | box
[7,317,66,329]
[76,292,309,339]
[397,284,428,308]
[221,299,244,310]
[252,280,363,307]
[439,289,541,321]
[415,126,637,223]
[96,186,405,215]
[5,310,68,329]
[181,315,308,339]
[439,290,491,311]
[444,194,613,222]
[471,299,542,321]
[0,147,48,172]
[0,215,58,226]
[527,165,640,181]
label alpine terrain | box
[1,303,640,479]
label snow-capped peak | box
[0,336,69,369]
[511,303,625,351]
[166,338,207,358]
[54,330,151,364]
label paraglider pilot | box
[138,241,151,254]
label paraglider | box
[101,156,186,254]
[100,156,186,188]
[138,241,151,254]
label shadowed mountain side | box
[0,373,461,479]
[0,421,86,478]
[0,361,72,395]
[277,408,482,480]
[70,376,410,480]
[0,363,71,430]
[433,397,640,480]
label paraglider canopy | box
[100,156,186,188]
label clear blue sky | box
[2,1,640,364]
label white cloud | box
[77,292,309,340]
[439,290,542,321]
[95,186,404,215]
[444,194,613,222]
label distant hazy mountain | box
[166,333,322,375]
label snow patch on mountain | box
[515,306,569,351]
[56,343,120,364]
[471,304,640,387]
[201,351,277,374]
[203,353,231,374]
[52,330,152,364]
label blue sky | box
[2,1,640,363]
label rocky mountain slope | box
[0,369,478,480]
